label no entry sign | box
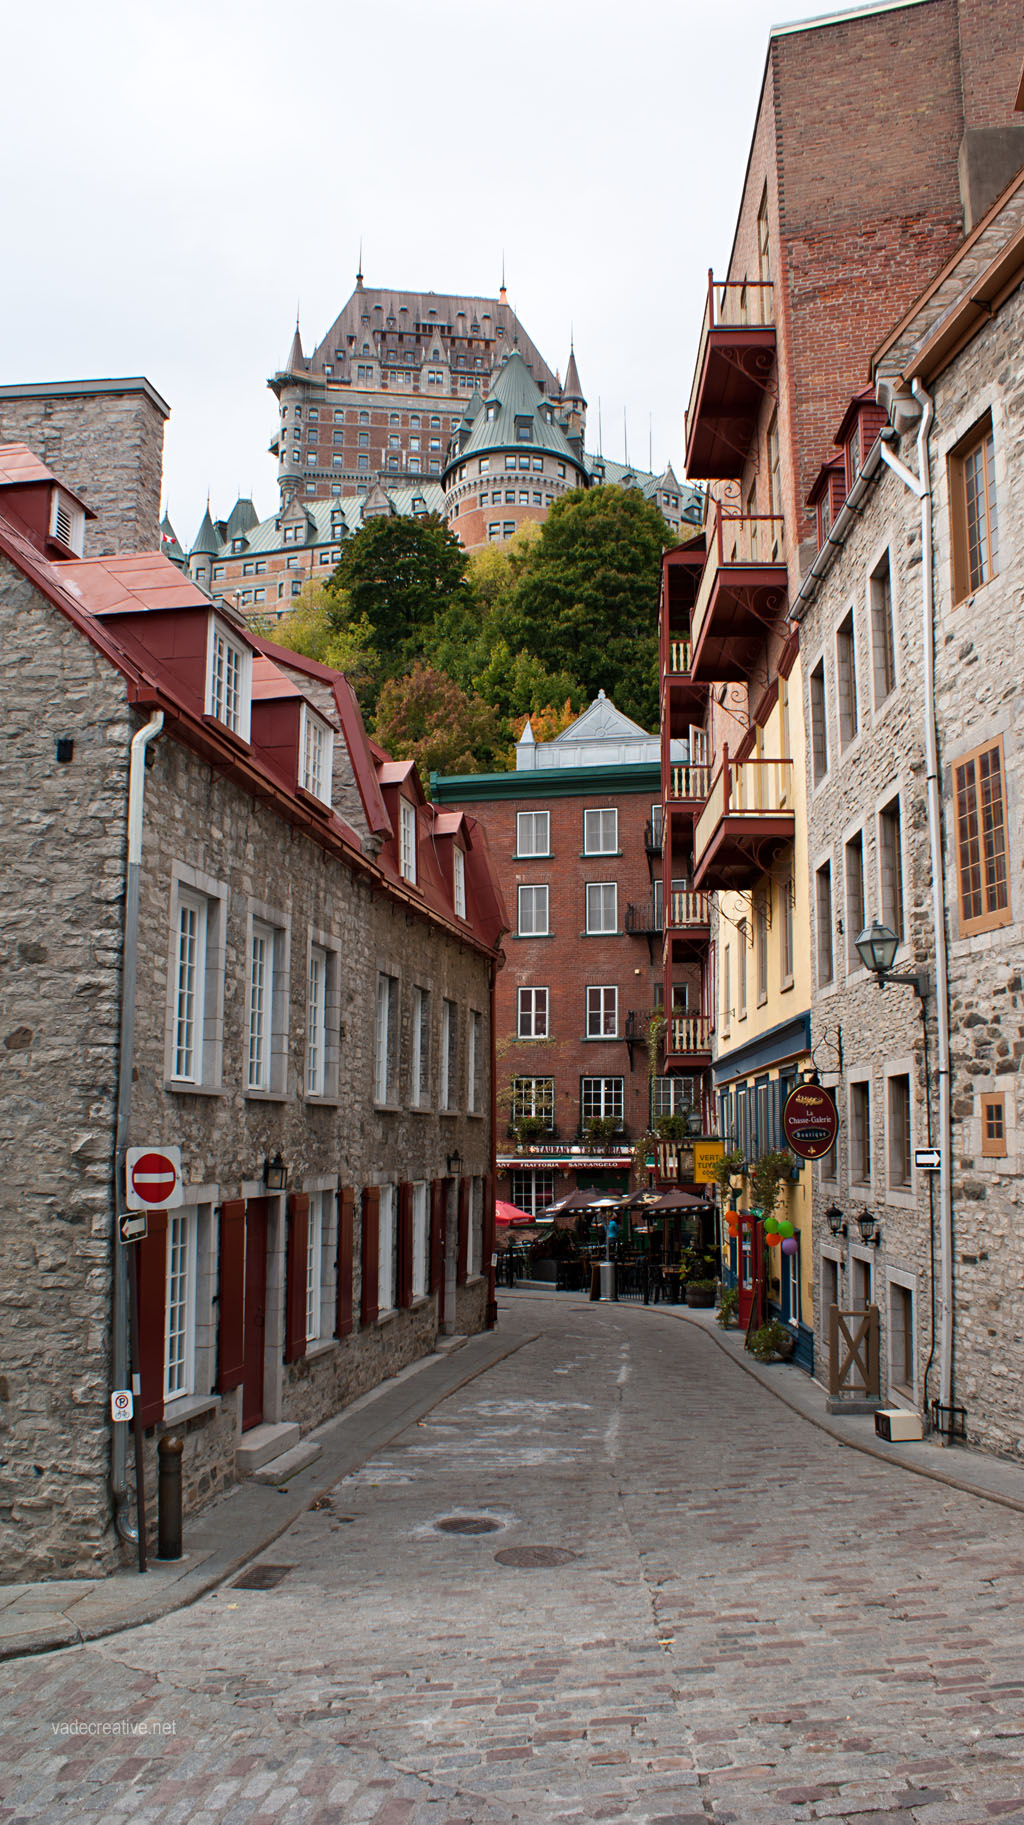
[125,1146,183,1210]
[782,1085,838,1161]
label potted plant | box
[515,1114,549,1147]
[712,1147,746,1198]
[716,1284,739,1328]
[749,1149,795,1219]
[653,1112,690,1142]
[747,1319,796,1363]
[584,1115,619,1151]
[685,1277,717,1308]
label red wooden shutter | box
[430,1178,445,1296]
[457,1177,470,1285]
[336,1186,354,1337]
[217,1199,246,1391]
[135,1209,168,1427]
[483,1172,496,1268]
[284,1192,309,1364]
[361,1187,380,1327]
[396,1181,413,1309]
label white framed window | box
[306,943,329,1098]
[586,986,618,1037]
[164,1206,198,1401]
[400,799,418,884]
[172,891,208,1084]
[518,884,549,935]
[412,1182,429,1298]
[453,845,466,918]
[584,808,618,854]
[467,1009,482,1113]
[247,919,285,1093]
[305,1193,325,1342]
[585,883,617,934]
[411,986,430,1108]
[300,706,333,806]
[441,1000,458,1110]
[512,1076,554,1124]
[375,972,398,1104]
[510,1169,554,1217]
[378,1184,396,1313]
[206,617,252,739]
[518,987,548,1038]
[652,1075,699,1119]
[166,868,226,1092]
[581,1077,623,1124]
[467,1178,483,1279]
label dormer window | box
[282,523,304,544]
[206,617,252,739]
[400,799,418,885]
[300,705,334,806]
[49,489,85,556]
[453,846,466,919]
[231,537,246,553]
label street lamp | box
[263,1151,288,1191]
[825,1203,847,1238]
[855,919,930,996]
[856,1207,881,1247]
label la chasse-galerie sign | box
[782,1084,838,1160]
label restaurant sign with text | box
[782,1085,838,1160]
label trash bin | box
[599,1260,618,1302]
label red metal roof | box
[56,550,216,617]
[0,442,94,515]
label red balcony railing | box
[688,508,788,682]
[693,749,795,891]
[685,274,776,480]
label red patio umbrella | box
[495,1199,536,1227]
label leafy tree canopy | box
[373,663,508,788]
[329,513,471,661]
[504,485,669,729]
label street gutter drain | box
[436,1515,504,1535]
[494,1545,578,1568]
[231,1563,295,1590]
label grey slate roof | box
[563,345,585,404]
[191,503,220,555]
[303,283,560,395]
[203,485,447,559]
[446,351,585,473]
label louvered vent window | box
[50,491,85,555]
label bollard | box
[589,1261,601,1301]
[157,1434,184,1560]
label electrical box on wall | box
[875,1408,925,1442]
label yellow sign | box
[693,1140,725,1183]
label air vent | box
[49,490,85,556]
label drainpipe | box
[878,381,954,1432]
[111,711,164,1542]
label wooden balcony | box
[666,889,711,958]
[666,1012,713,1067]
[684,273,776,480]
[666,761,710,813]
[689,509,788,682]
[693,749,795,892]
[661,542,709,728]
[625,900,663,937]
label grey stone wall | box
[800,282,1024,1458]
[0,573,496,1580]
[0,556,131,1576]
[0,381,168,556]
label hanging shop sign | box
[782,1084,838,1160]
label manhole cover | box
[436,1515,503,1535]
[231,1562,294,1590]
[494,1545,578,1568]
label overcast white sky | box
[4,0,840,547]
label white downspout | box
[878,380,954,1431]
[111,711,164,1540]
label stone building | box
[433,696,703,1213]
[791,164,1024,1454]
[665,0,1024,1373]
[0,377,169,556]
[0,445,506,1580]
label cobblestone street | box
[2,1293,1024,1824]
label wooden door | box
[242,1197,268,1431]
[736,1213,763,1329]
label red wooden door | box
[242,1197,268,1432]
[736,1213,763,1330]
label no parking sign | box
[111,1389,134,1422]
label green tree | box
[329,513,472,665]
[266,582,383,713]
[373,663,508,788]
[505,485,669,728]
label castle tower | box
[561,342,587,448]
[442,348,588,552]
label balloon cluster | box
[724,1209,798,1254]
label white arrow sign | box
[915,1147,942,1170]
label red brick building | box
[433,695,705,1214]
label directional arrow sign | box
[915,1147,942,1171]
[125,1146,183,1210]
[118,1212,149,1244]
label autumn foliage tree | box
[372,663,508,787]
